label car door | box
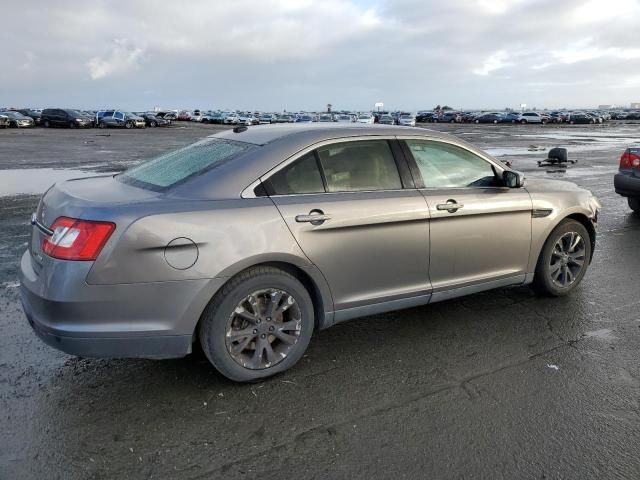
[400,137,532,295]
[264,138,431,316]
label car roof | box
[213,123,446,146]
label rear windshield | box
[117,138,256,190]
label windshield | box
[358,114,371,118]
[400,114,412,119]
[65,110,83,117]
[118,138,257,190]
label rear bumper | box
[614,172,640,197]
[19,250,224,359]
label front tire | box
[125,120,134,129]
[628,197,640,213]
[531,219,591,297]
[199,266,314,382]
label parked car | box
[190,112,203,122]
[238,114,258,126]
[500,112,520,123]
[12,108,42,126]
[378,114,395,125]
[98,111,145,129]
[0,110,35,128]
[436,112,462,123]
[201,112,225,124]
[156,111,178,121]
[416,112,436,123]
[335,114,355,123]
[517,112,545,124]
[397,113,416,127]
[224,113,239,125]
[20,124,600,382]
[614,147,640,213]
[474,113,503,124]
[259,114,277,124]
[568,113,596,125]
[0,114,9,128]
[277,114,295,123]
[357,113,374,124]
[318,114,335,123]
[294,114,315,123]
[141,113,171,127]
[177,111,192,121]
[41,108,92,128]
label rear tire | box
[628,197,640,213]
[198,266,314,382]
[44,120,50,128]
[125,120,133,129]
[531,219,591,297]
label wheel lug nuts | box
[267,317,271,322]
[269,326,274,332]
[260,334,266,339]
[256,319,261,323]
[253,329,258,334]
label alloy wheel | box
[225,288,302,370]
[549,232,586,287]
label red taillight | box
[620,150,640,169]
[42,217,115,261]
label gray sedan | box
[20,125,600,381]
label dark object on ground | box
[538,147,576,167]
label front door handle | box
[295,209,331,225]
[436,200,464,213]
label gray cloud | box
[1,0,639,111]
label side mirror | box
[503,170,525,188]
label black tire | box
[150,121,157,127]
[69,121,76,129]
[44,120,50,128]
[125,120,133,129]
[199,266,314,382]
[493,120,498,124]
[520,119,527,124]
[98,122,106,129]
[570,120,575,124]
[628,197,640,213]
[531,219,591,297]
[548,147,568,163]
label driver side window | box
[405,140,499,188]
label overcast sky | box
[2,0,640,111]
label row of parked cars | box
[416,110,618,124]
[0,108,176,129]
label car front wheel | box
[532,219,591,296]
[199,266,314,382]
[628,197,640,213]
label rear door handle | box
[295,209,331,225]
[436,200,464,213]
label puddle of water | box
[0,168,105,196]
[584,328,616,340]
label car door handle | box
[436,200,464,213]
[295,210,331,225]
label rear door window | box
[118,138,256,190]
[316,140,402,192]
[268,152,325,194]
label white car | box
[190,113,203,122]
[357,114,374,124]
[398,113,416,127]
[517,112,545,124]
[238,114,257,126]
[224,114,239,124]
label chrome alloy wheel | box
[549,232,586,287]
[225,289,302,370]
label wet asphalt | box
[1,121,639,479]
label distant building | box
[631,103,640,109]
[598,104,614,109]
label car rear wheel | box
[98,122,106,129]
[125,120,134,129]
[199,266,314,382]
[520,119,527,124]
[628,197,640,213]
[44,120,50,128]
[69,121,76,128]
[532,219,591,297]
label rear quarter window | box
[118,138,256,190]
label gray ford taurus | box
[20,124,600,381]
